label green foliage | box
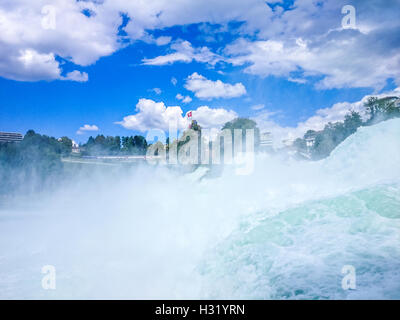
[82,135,120,155]
[304,130,317,139]
[364,96,400,124]
[81,134,148,156]
[58,136,73,155]
[311,111,364,159]
[293,96,399,160]
[121,135,147,155]
[312,122,346,159]
[222,117,258,131]
[0,130,67,194]
[0,129,151,195]
[344,111,363,134]
[222,117,260,150]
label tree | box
[121,136,133,153]
[311,112,363,160]
[94,134,106,146]
[58,136,73,155]
[133,135,148,155]
[0,130,67,194]
[312,122,345,159]
[364,96,400,124]
[304,130,317,140]
[343,111,363,135]
[105,136,121,154]
[289,110,364,160]
[121,135,148,155]
[221,118,260,152]
[82,134,139,155]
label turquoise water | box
[197,119,400,299]
[0,119,399,299]
[199,184,400,299]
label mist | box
[1,118,400,299]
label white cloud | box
[182,97,192,104]
[0,0,121,82]
[226,29,400,90]
[184,72,246,100]
[150,88,162,95]
[142,40,221,66]
[141,34,173,46]
[191,106,237,129]
[171,77,178,86]
[288,77,307,84]
[63,70,88,82]
[251,104,265,111]
[226,40,305,79]
[77,124,99,135]
[5,49,62,81]
[116,99,187,132]
[116,98,237,132]
[1,0,399,89]
[133,0,400,90]
[154,36,172,46]
[0,47,88,82]
[176,93,192,104]
[114,0,273,42]
[135,0,400,90]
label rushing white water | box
[0,118,399,299]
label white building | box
[72,140,80,153]
[0,132,23,143]
[305,136,316,148]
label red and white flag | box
[187,111,192,118]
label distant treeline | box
[82,118,261,158]
[293,96,400,160]
[81,135,148,156]
[0,130,71,194]
[1,97,398,195]
[0,118,259,195]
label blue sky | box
[0,0,399,144]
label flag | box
[187,111,192,118]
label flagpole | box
[187,111,192,128]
